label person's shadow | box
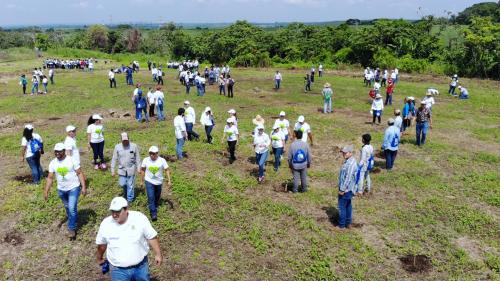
[321,206,339,226]
[78,208,97,228]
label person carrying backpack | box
[227,75,235,98]
[356,134,374,195]
[322,83,333,114]
[287,130,312,193]
[21,124,44,184]
[382,118,400,170]
[134,89,149,122]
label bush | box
[372,49,397,69]
[397,55,430,73]
[333,47,353,64]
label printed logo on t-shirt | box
[299,127,305,133]
[227,131,233,136]
[57,167,69,178]
[271,135,280,141]
[148,166,160,176]
[95,128,102,135]
[280,124,285,129]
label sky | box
[0,0,494,26]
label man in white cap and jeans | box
[253,124,271,183]
[293,115,313,146]
[184,101,199,141]
[288,130,312,193]
[96,196,163,280]
[111,132,141,203]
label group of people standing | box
[19,67,55,95]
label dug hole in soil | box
[399,254,432,273]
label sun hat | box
[184,100,190,105]
[252,115,265,126]
[297,115,305,123]
[324,82,331,88]
[66,125,76,132]
[279,111,286,116]
[92,114,103,120]
[109,197,128,211]
[340,145,353,153]
[272,124,280,130]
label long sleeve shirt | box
[382,126,400,151]
[371,99,384,111]
[338,157,358,193]
[111,143,140,177]
[288,140,312,170]
[359,144,374,171]
[253,133,271,154]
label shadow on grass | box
[322,206,339,226]
[78,208,97,228]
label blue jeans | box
[272,147,283,171]
[448,85,456,95]
[43,83,48,93]
[197,85,204,96]
[323,99,332,113]
[338,191,353,228]
[156,104,164,121]
[26,153,43,184]
[275,79,281,89]
[416,121,429,146]
[185,83,190,94]
[459,94,468,99]
[119,175,135,203]
[145,181,161,218]
[185,123,199,140]
[219,85,225,95]
[176,138,185,159]
[57,186,81,231]
[205,125,214,143]
[31,83,38,94]
[111,256,150,281]
[136,107,149,122]
[255,151,269,178]
[385,94,392,105]
[384,149,398,170]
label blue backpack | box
[157,97,164,106]
[367,154,375,171]
[391,133,400,147]
[292,149,307,164]
[30,138,43,154]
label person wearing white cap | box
[111,132,141,203]
[253,124,271,183]
[252,115,265,136]
[371,94,384,125]
[457,85,469,99]
[448,74,459,95]
[273,111,291,144]
[337,144,358,229]
[222,118,239,164]
[154,86,165,121]
[96,197,162,279]
[270,124,286,171]
[174,108,188,160]
[274,71,282,90]
[381,118,400,170]
[422,92,435,112]
[140,146,171,221]
[184,101,200,141]
[415,100,432,146]
[293,115,313,145]
[21,124,44,184]
[200,107,215,144]
[322,83,333,114]
[44,143,87,239]
[227,109,238,127]
[87,114,106,170]
[394,109,403,132]
[64,125,80,167]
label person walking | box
[140,146,171,221]
[318,64,323,77]
[371,94,384,125]
[200,107,215,144]
[337,145,358,229]
[415,100,432,146]
[385,79,395,105]
[382,118,400,170]
[64,125,80,167]
[357,134,374,195]
[184,101,199,141]
[31,75,39,95]
[174,108,188,160]
[274,71,282,90]
[156,68,164,85]
[448,74,458,95]
[134,89,149,123]
[20,74,28,95]
[21,124,44,184]
[288,130,312,193]
[218,74,226,96]
[394,109,403,132]
[44,143,87,240]
[111,133,141,203]
[253,124,271,183]
[108,69,116,88]
[304,73,311,92]
[42,76,49,94]
[96,197,163,280]
[293,116,314,145]
[422,92,435,112]
[49,68,55,84]
[310,66,315,83]
[87,114,106,170]
[270,124,285,172]
[274,111,291,145]
[222,118,239,164]
[322,83,333,114]
[227,75,235,98]
[155,86,165,121]
[147,87,156,118]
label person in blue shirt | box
[337,144,358,229]
[134,90,149,122]
[381,118,400,170]
[20,74,28,95]
[457,86,469,99]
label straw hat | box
[324,82,331,88]
[252,115,265,126]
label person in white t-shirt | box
[200,107,215,144]
[21,124,44,184]
[108,69,116,88]
[140,146,171,221]
[87,114,106,170]
[174,108,188,159]
[184,101,200,141]
[154,86,165,121]
[318,64,323,77]
[293,116,313,145]
[96,197,162,279]
[64,125,80,167]
[146,87,156,118]
[274,71,282,90]
[273,111,291,144]
[253,124,271,183]
[44,143,87,239]
[270,124,286,171]
[371,94,384,125]
[222,118,239,164]
[88,61,94,72]
[422,92,435,112]
[357,134,374,195]
[152,66,158,82]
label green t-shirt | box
[323,88,333,101]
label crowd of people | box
[44,58,99,70]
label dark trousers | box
[22,85,26,94]
[338,191,353,228]
[205,125,213,144]
[145,181,161,218]
[381,78,386,87]
[305,82,311,91]
[227,140,237,161]
[227,85,234,98]
[448,85,456,95]
[185,83,190,94]
[372,114,381,124]
[149,104,155,117]
[416,122,429,146]
[157,76,163,85]
[90,141,105,164]
[318,71,322,77]
[385,94,392,105]
[384,149,397,170]
[310,74,315,82]
[50,76,54,84]
[109,78,116,88]
[185,123,199,140]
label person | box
[337,145,357,229]
[427,88,439,96]
[227,109,238,127]
[140,146,171,221]
[415,100,432,146]
[364,68,371,87]
[174,108,188,160]
[310,66,315,83]
[108,69,116,88]
[457,86,469,99]
[64,125,80,167]
[155,86,165,121]
[394,109,403,132]
[381,69,388,87]
[371,94,384,125]
[134,89,149,122]
[381,118,400,170]
[449,74,458,95]
[253,124,271,183]
[184,101,199,141]
[227,75,235,98]
[422,92,435,112]
[304,73,311,92]
[152,66,158,82]
[274,71,282,90]
[41,76,48,94]
[402,96,415,132]
[222,118,239,164]
[44,143,87,239]
[293,115,313,145]
[184,71,191,94]
[357,134,374,195]
[111,133,141,203]
[96,197,163,280]
[31,75,39,95]
[318,64,323,77]
[322,83,333,114]
[200,107,215,144]
[20,74,28,95]
[218,75,226,96]
[270,124,285,172]
[385,79,395,105]
[156,68,164,85]
[21,124,44,184]
[252,115,265,136]
[147,87,156,118]
[373,80,381,96]
[288,130,312,193]
[49,68,55,84]
[88,61,94,72]
[274,111,291,144]
[87,114,106,170]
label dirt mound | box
[160,154,177,163]
[0,115,15,128]
[3,230,24,246]
[399,255,432,273]
[13,173,32,183]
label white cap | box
[148,146,159,153]
[184,100,190,105]
[279,111,286,116]
[226,118,234,123]
[205,106,211,112]
[121,132,129,141]
[458,85,462,89]
[408,96,415,100]
[420,100,426,104]
[340,144,354,153]
[227,109,236,114]
[54,143,65,151]
[24,124,34,130]
[273,124,280,130]
[298,115,305,123]
[256,124,264,130]
[92,114,103,120]
[109,197,128,211]
[66,125,76,132]
[388,118,395,124]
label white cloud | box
[71,1,89,8]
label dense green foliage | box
[454,1,500,24]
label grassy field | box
[0,51,499,281]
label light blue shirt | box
[382,125,400,151]
[338,157,358,193]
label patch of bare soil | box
[3,230,24,246]
[455,236,483,261]
[399,255,432,273]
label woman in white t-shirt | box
[200,107,215,144]
[270,124,286,172]
[222,118,239,164]
[21,124,44,184]
[253,125,270,183]
[64,125,80,167]
[87,114,106,170]
[357,134,374,195]
[140,146,171,221]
